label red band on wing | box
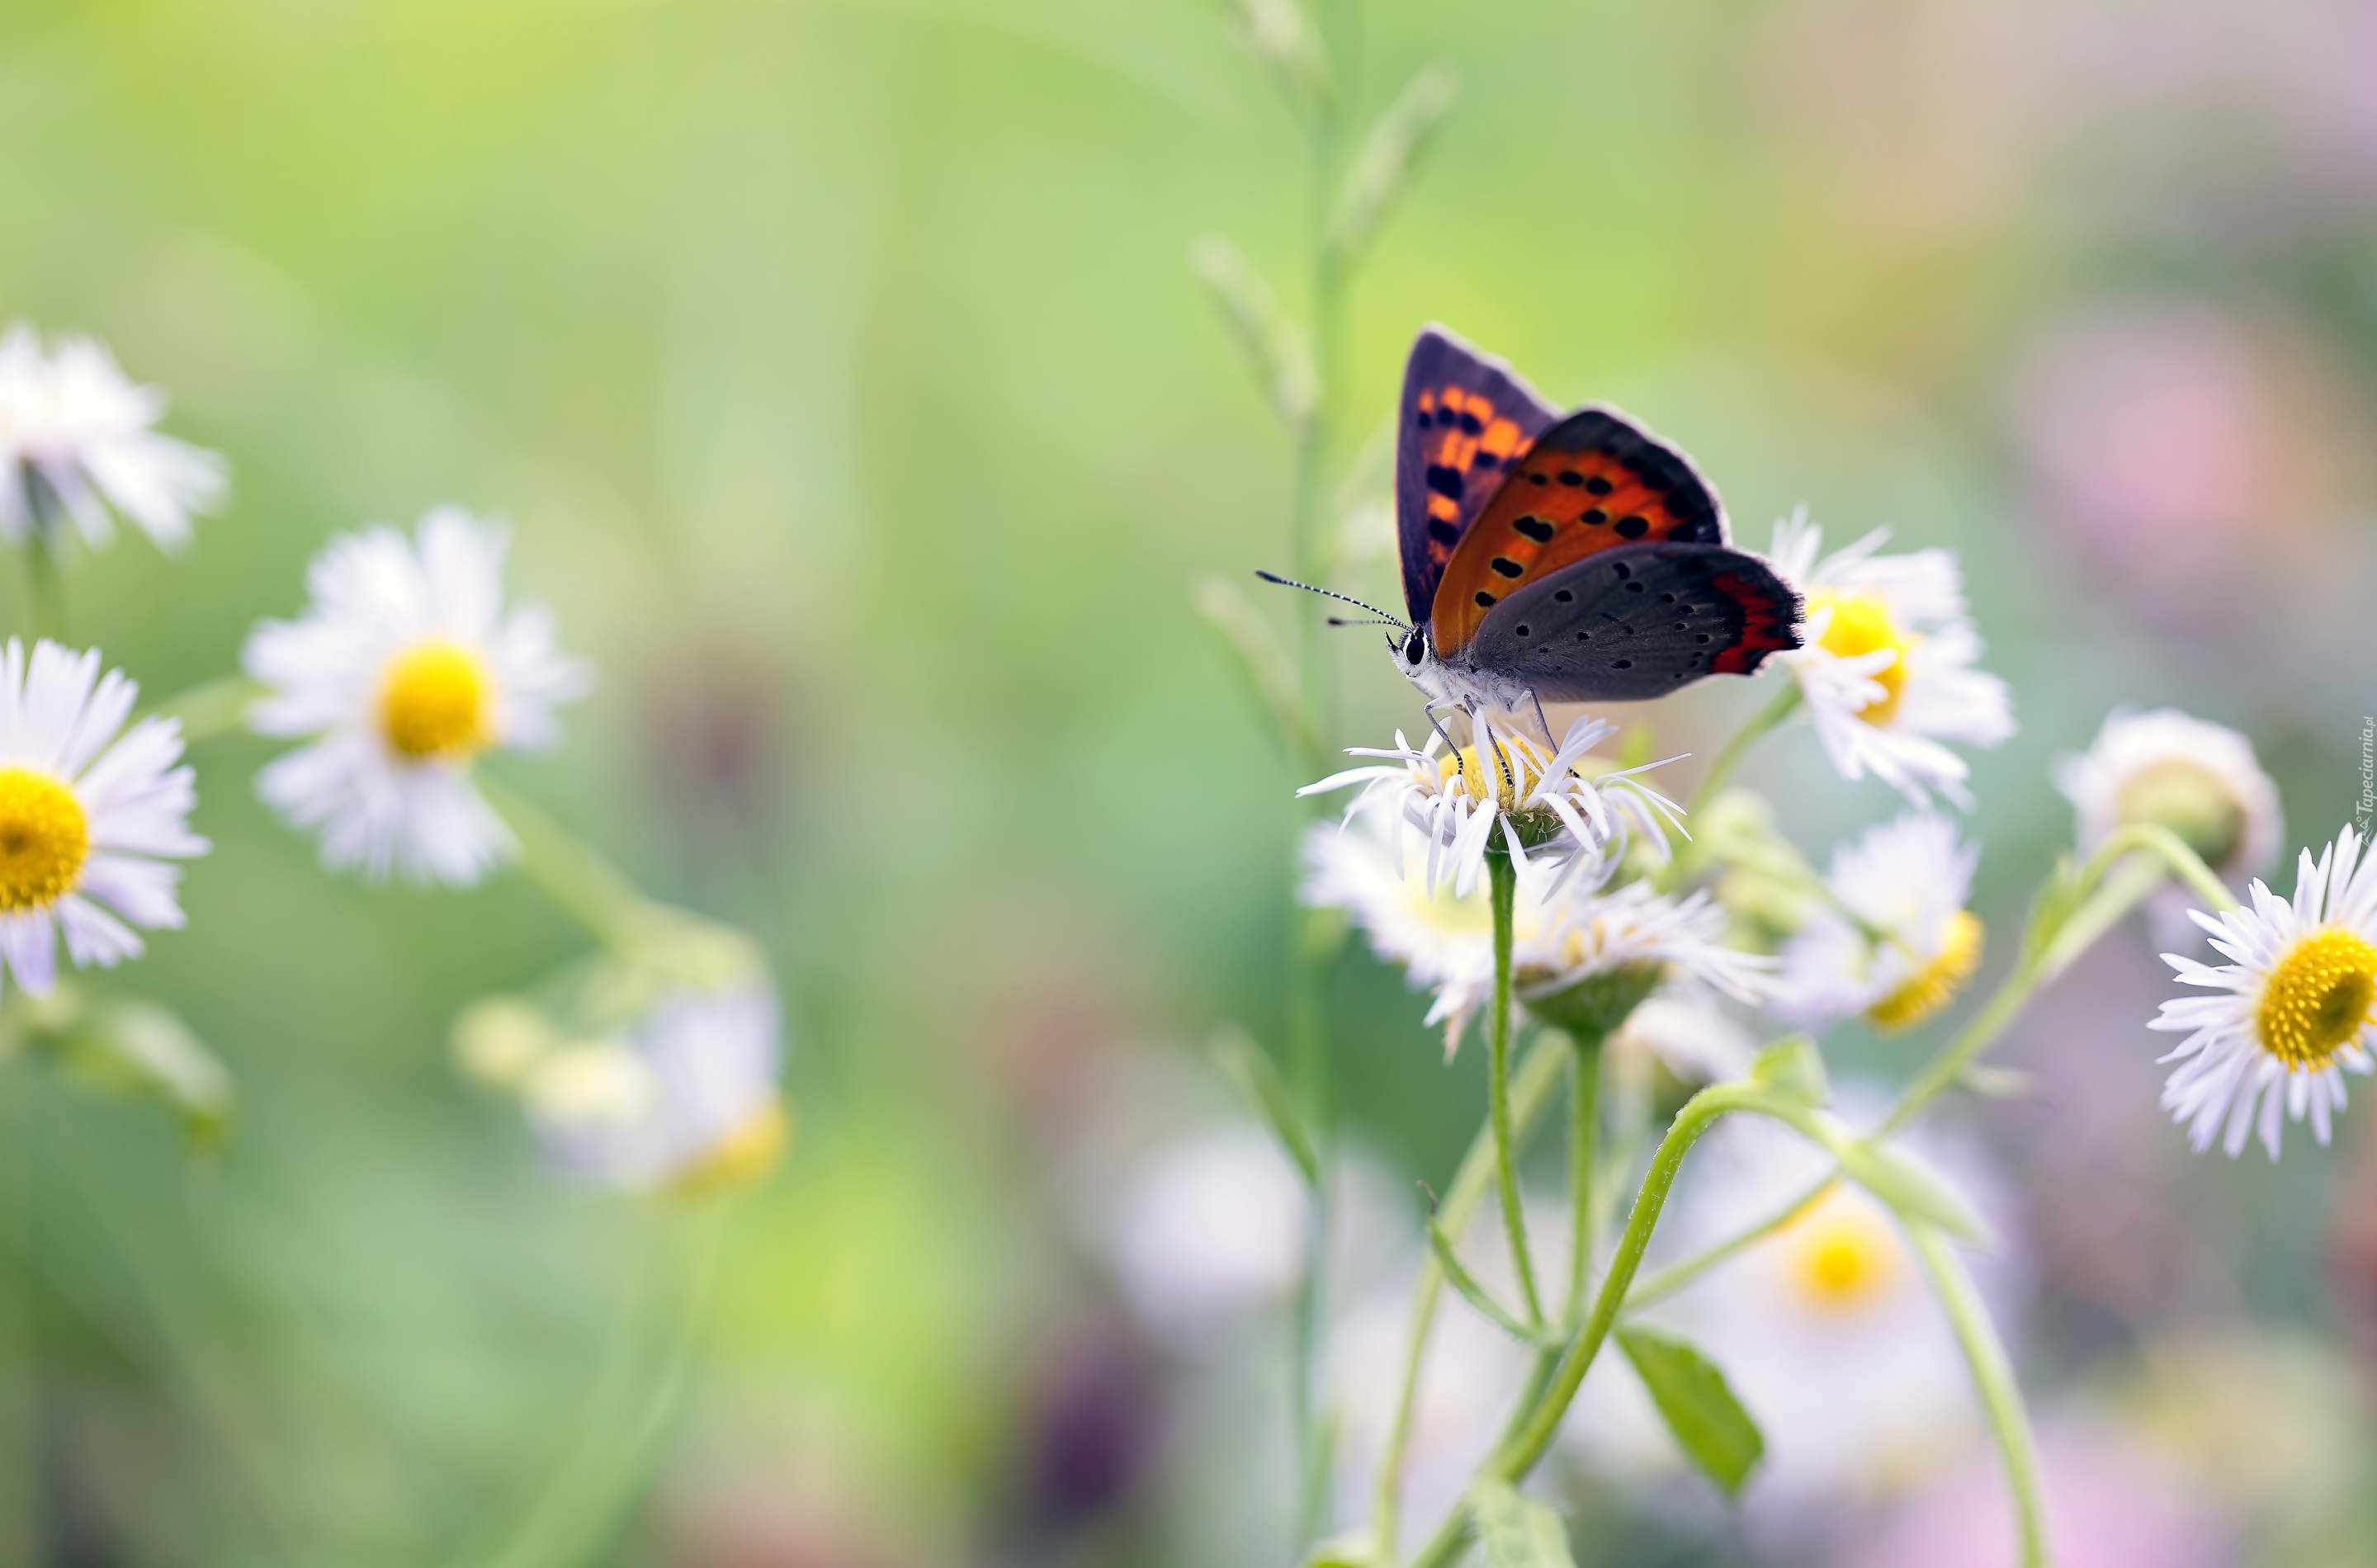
[1707,569,1803,674]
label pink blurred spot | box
[1850,1419,2235,1568]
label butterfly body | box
[1388,327,1801,719]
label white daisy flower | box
[0,640,207,995]
[1775,813,1984,1033]
[2057,707,2284,948]
[2150,825,2377,1161]
[1768,510,2014,809]
[243,507,592,886]
[1299,711,1680,901]
[1303,805,1765,1056]
[520,976,787,1194]
[0,324,226,550]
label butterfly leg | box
[1527,689,1555,749]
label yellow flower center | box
[1867,909,1984,1033]
[1810,589,1916,726]
[1784,1192,1900,1312]
[2115,758,2247,870]
[2255,927,2377,1071]
[0,767,89,913]
[1439,734,1555,812]
[669,1099,792,1197]
[378,641,494,761]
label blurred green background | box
[4,0,2377,1563]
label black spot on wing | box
[1425,465,1465,499]
[1513,517,1555,543]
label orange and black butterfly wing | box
[1396,326,1561,627]
[1430,407,1728,658]
[1467,542,1802,701]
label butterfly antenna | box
[1253,570,1409,631]
[1326,616,1404,629]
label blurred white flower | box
[1775,813,1983,1033]
[0,640,206,997]
[244,507,591,885]
[1299,711,1678,901]
[0,324,225,550]
[1609,986,1760,1084]
[1108,1128,1307,1345]
[1628,1098,2023,1515]
[2057,707,2283,947]
[522,976,787,1194]
[2151,825,2377,1161]
[1768,511,2014,809]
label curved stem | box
[1883,823,2232,1139]
[1624,1175,1836,1313]
[1371,1039,1567,1562]
[149,674,265,744]
[1685,682,1800,814]
[480,777,659,952]
[1907,1224,2049,1568]
[1406,1080,1777,1568]
[1486,851,1542,1326]
[475,1205,729,1568]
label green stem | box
[22,530,65,645]
[1685,681,1800,814]
[479,777,659,952]
[1907,1224,2049,1568]
[1369,1037,1567,1564]
[1406,1080,1779,1568]
[0,1059,31,1568]
[1883,823,2233,1138]
[1624,1175,1836,1313]
[149,674,266,743]
[1486,851,1542,1326]
[1564,1032,1602,1322]
[475,1205,729,1568]
[1285,48,1352,1544]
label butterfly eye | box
[1404,630,1427,666]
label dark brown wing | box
[1395,326,1561,628]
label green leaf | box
[1190,237,1317,431]
[1749,1036,1827,1106]
[1469,1478,1576,1568]
[1616,1325,1765,1497]
[1835,1139,1991,1244]
[1328,66,1460,267]
[1208,1024,1320,1186]
[49,997,234,1145]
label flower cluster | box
[0,322,784,1195]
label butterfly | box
[1270,326,1802,728]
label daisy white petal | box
[1768,508,2014,809]
[0,639,205,998]
[243,508,593,886]
[0,325,225,550]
